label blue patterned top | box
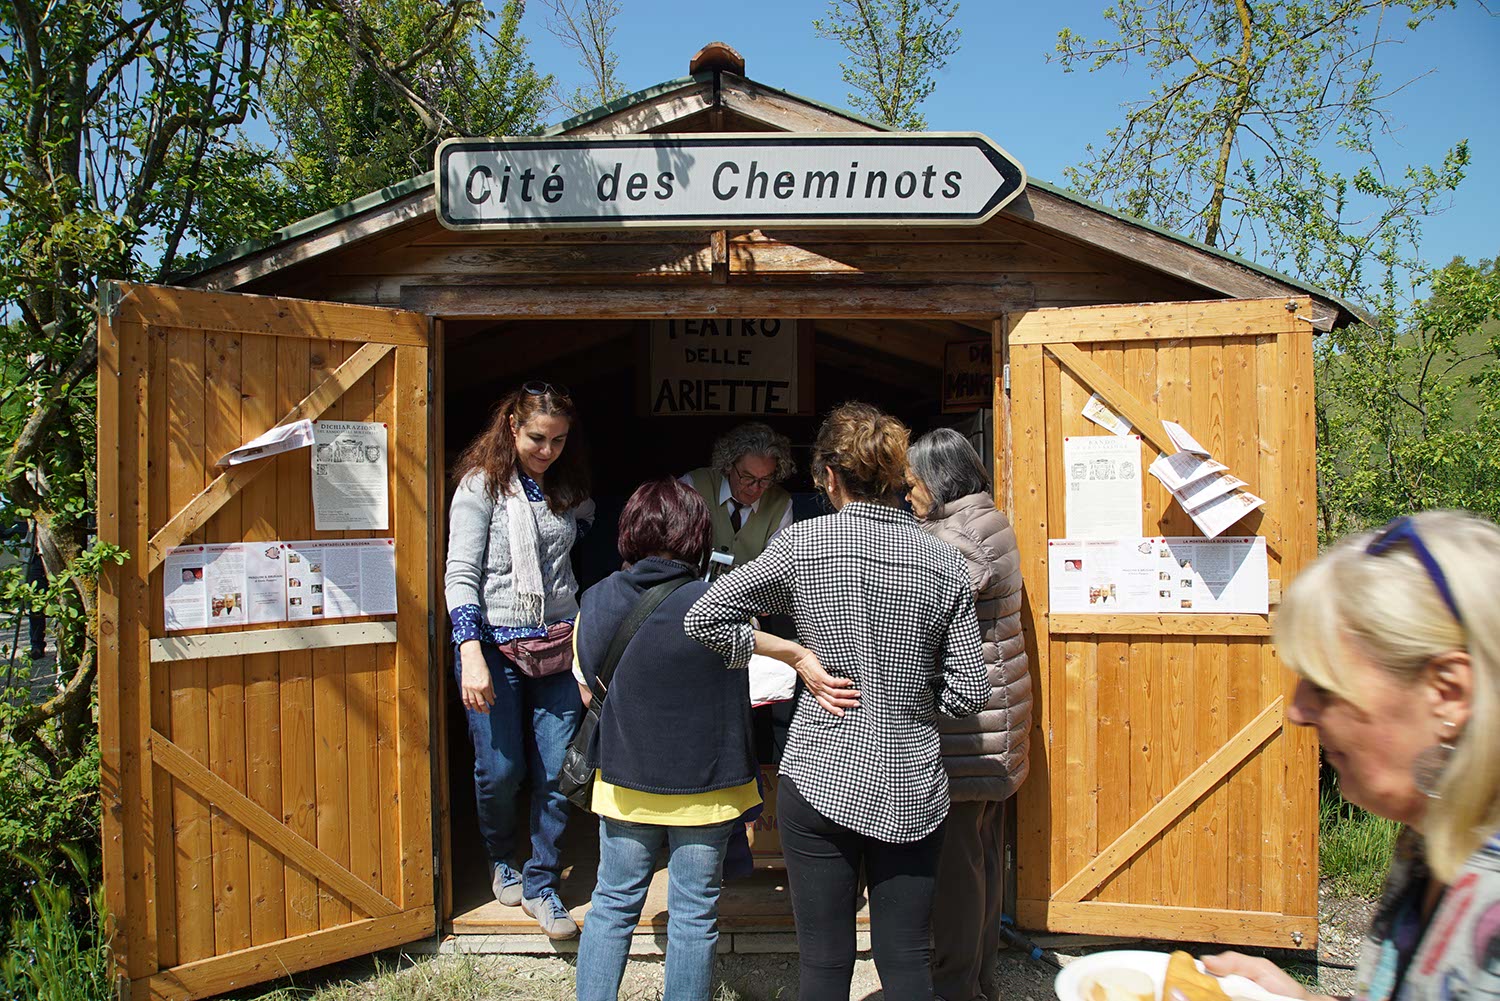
[450,472,577,647]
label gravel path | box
[241,878,1376,1000]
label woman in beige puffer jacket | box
[907,427,1031,1001]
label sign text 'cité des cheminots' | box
[436,134,1026,230]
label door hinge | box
[99,282,122,320]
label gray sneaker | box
[490,860,523,907]
[521,888,579,940]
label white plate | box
[1054,949,1297,1001]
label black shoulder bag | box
[558,575,693,811]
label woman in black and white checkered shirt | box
[686,402,989,1001]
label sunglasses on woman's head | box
[1365,516,1464,626]
[523,380,571,400]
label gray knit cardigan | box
[918,491,1032,802]
[444,470,594,628]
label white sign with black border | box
[436,133,1027,230]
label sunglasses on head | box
[1365,515,1463,626]
[522,380,571,400]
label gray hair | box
[908,427,991,511]
[710,422,795,482]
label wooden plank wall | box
[99,288,437,998]
[245,215,1204,314]
[1008,304,1320,948]
[152,335,406,951]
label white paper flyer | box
[1188,490,1267,539]
[1082,394,1133,436]
[1063,435,1143,538]
[1048,538,1162,611]
[216,419,315,467]
[1162,420,1211,456]
[282,542,324,621]
[203,543,249,626]
[284,539,398,619]
[312,420,390,531]
[163,546,208,631]
[1175,472,1247,512]
[163,537,396,632]
[245,543,289,624]
[1049,537,1268,614]
[319,538,399,618]
[1148,451,1227,493]
[1164,537,1269,613]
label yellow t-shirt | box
[573,613,762,826]
[590,772,762,826]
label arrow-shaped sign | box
[436,133,1027,230]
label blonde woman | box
[1205,510,1500,1001]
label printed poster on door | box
[312,420,390,530]
[163,538,397,631]
[1048,536,1268,614]
[1063,435,1143,538]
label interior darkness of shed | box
[439,317,992,919]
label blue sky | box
[514,0,1499,273]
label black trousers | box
[25,545,45,657]
[778,777,945,1001]
[931,799,1008,1001]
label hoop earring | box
[1412,720,1459,799]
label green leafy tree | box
[1053,0,1461,260]
[0,0,290,920]
[543,0,626,117]
[1053,0,1494,538]
[814,0,961,130]
[1318,255,1500,534]
[265,0,551,213]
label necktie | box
[730,500,745,533]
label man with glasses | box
[680,422,796,570]
[681,423,797,880]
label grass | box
[238,955,574,1001]
[1319,781,1400,899]
[0,849,113,1001]
[235,953,755,1001]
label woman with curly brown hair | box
[445,381,593,940]
[686,401,989,1001]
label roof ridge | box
[177,73,1364,325]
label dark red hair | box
[451,385,590,513]
[617,478,712,570]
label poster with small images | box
[162,538,396,631]
[1048,536,1268,614]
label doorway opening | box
[437,315,996,934]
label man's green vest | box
[686,466,792,567]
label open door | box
[1003,297,1320,948]
[97,283,435,999]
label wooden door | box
[1004,297,1321,948]
[97,283,436,999]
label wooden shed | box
[97,43,1354,1000]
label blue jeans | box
[575,817,736,1001]
[458,643,582,899]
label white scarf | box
[505,472,546,627]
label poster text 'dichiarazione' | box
[436,133,1027,230]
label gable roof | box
[186,71,1362,329]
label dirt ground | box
[239,878,1377,1001]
